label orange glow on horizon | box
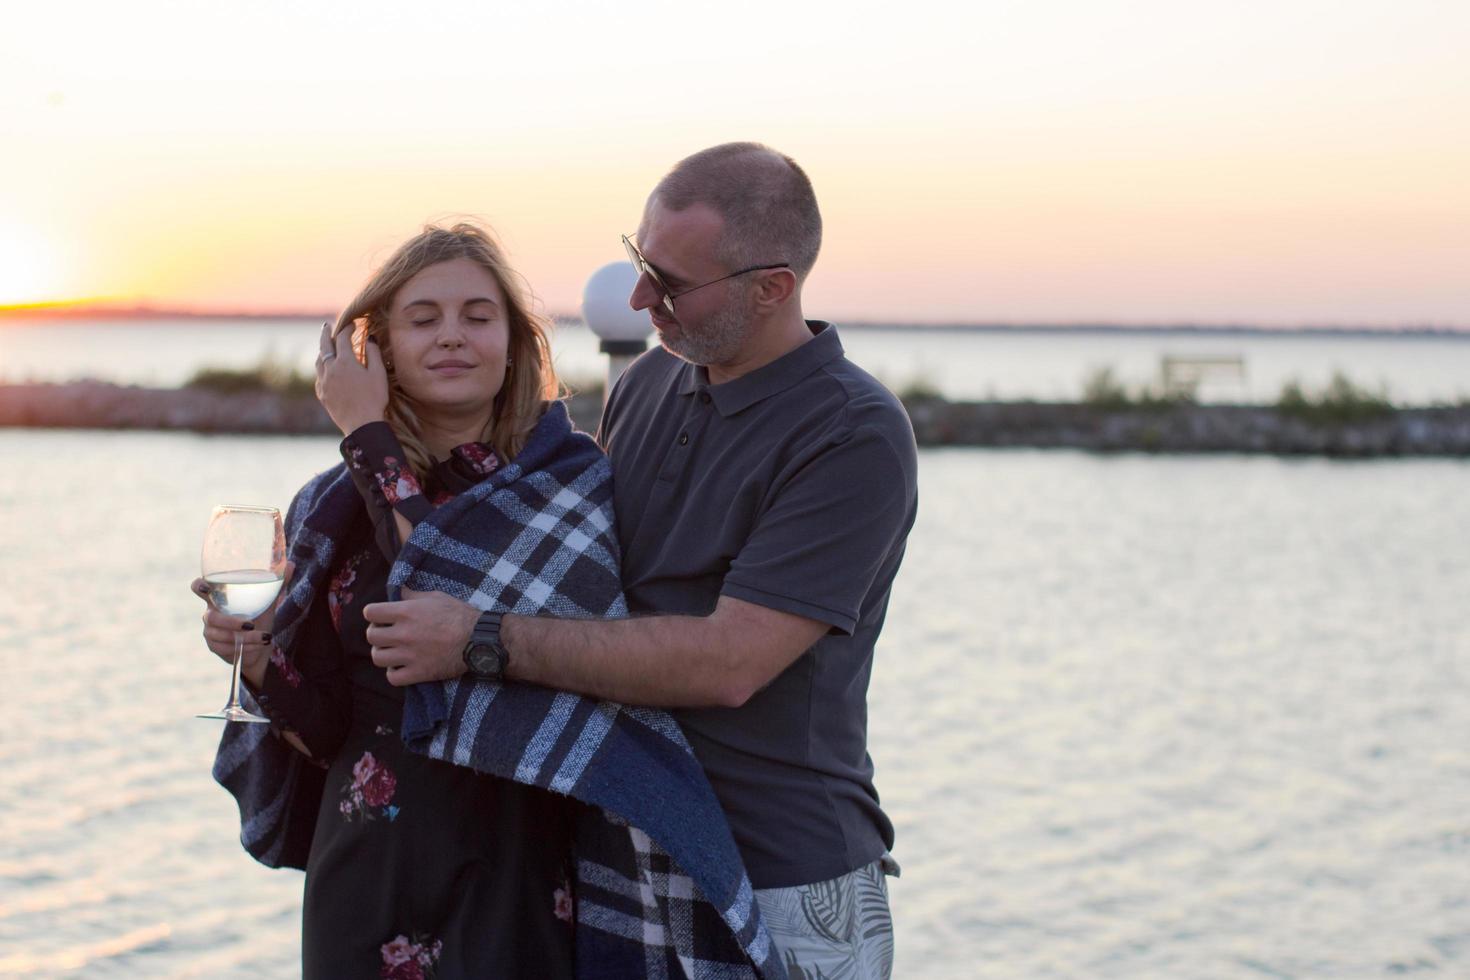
[0,297,112,315]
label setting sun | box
[0,224,62,306]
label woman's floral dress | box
[252,423,578,979]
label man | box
[369,142,918,977]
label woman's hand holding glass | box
[192,561,294,690]
[316,321,390,436]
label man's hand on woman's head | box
[362,588,479,686]
[190,561,294,689]
[315,320,390,436]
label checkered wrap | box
[212,402,785,979]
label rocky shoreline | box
[2,381,1468,456]
[902,398,1470,456]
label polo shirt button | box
[678,432,689,446]
[699,391,711,405]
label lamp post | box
[581,262,649,404]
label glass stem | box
[229,633,247,710]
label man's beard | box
[659,284,755,367]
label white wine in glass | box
[198,504,286,723]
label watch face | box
[466,643,504,678]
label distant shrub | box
[1276,371,1394,424]
[1081,366,1193,410]
[187,353,314,397]
[897,374,945,404]
[186,367,270,394]
[1081,366,1130,409]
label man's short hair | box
[652,142,822,282]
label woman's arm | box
[194,572,352,765]
[314,321,422,560]
[339,422,431,562]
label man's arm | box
[364,414,914,707]
[506,595,829,706]
[362,590,828,707]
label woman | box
[194,223,588,977]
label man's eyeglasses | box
[622,234,788,317]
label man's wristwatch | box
[462,610,510,681]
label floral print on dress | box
[327,551,366,633]
[452,441,500,476]
[553,882,573,924]
[375,455,424,506]
[269,644,302,688]
[340,750,399,822]
[346,441,369,472]
[379,933,443,980]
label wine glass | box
[197,504,286,723]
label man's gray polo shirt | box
[598,321,918,889]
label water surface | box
[1,432,1466,977]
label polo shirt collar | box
[676,321,845,417]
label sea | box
[1,319,1467,977]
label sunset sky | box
[3,0,1467,325]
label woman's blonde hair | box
[333,222,559,478]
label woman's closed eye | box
[463,300,500,324]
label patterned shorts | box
[754,855,899,980]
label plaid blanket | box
[212,401,784,979]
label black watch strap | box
[471,610,503,645]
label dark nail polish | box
[260,633,273,643]
[242,622,255,631]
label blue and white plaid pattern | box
[213,402,785,979]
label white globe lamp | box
[581,262,650,402]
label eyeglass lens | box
[623,236,676,315]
